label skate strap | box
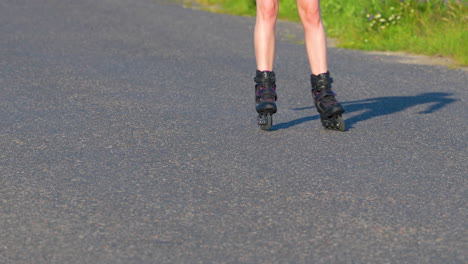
[314,90,336,102]
[256,87,277,100]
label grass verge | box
[191,0,468,66]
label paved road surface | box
[1,0,466,263]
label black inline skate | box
[311,72,346,131]
[255,70,277,130]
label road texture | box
[0,0,466,263]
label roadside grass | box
[193,0,468,66]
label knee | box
[256,0,278,23]
[298,2,322,28]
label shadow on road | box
[272,92,456,131]
[272,115,320,131]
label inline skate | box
[311,72,346,131]
[255,70,277,130]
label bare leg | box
[297,0,328,75]
[254,0,278,71]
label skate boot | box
[311,72,346,131]
[255,70,277,130]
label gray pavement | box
[0,0,467,263]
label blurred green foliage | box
[195,0,468,65]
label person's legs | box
[297,0,346,130]
[254,0,278,71]
[253,0,279,130]
[296,0,327,75]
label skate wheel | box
[321,115,346,132]
[335,115,346,131]
[258,113,273,130]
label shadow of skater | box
[272,115,320,131]
[343,92,456,129]
[273,92,456,130]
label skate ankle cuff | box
[311,71,333,90]
[255,70,276,86]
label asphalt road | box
[1,0,467,263]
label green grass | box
[194,0,468,66]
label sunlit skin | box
[255,0,328,75]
